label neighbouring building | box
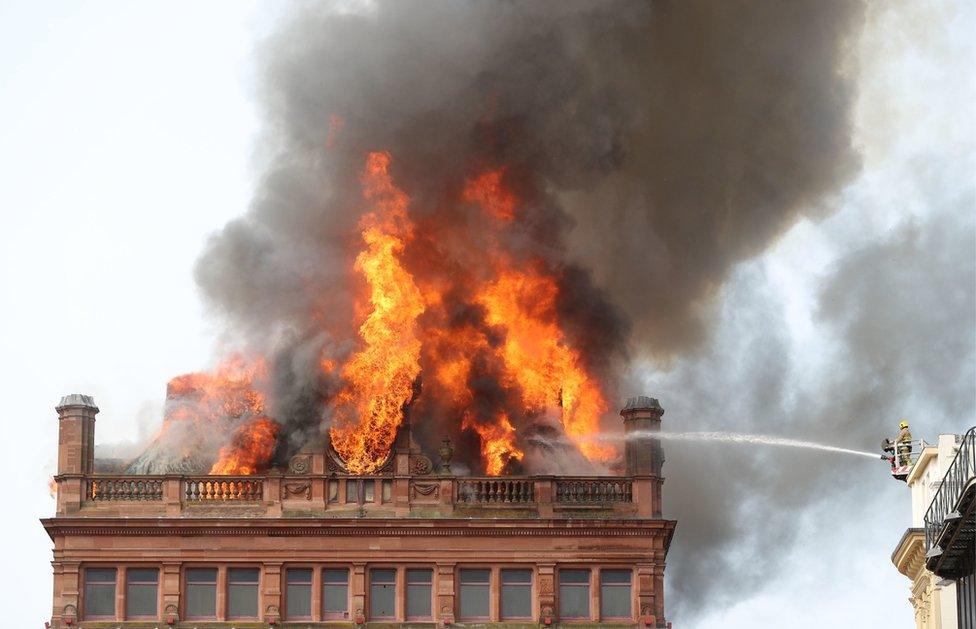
[924,428,976,629]
[892,434,960,628]
[43,393,676,628]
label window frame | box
[283,566,315,621]
[125,566,161,620]
[457,567,492,621]
[82,566,118,620]
[322,565,352,621]
[368,566,398,620]
[598,567,634,620]
[183,566,219,620]
[499,566,534,621]
[226,566,261,620]
[405,566,434,621]
[557,567,593,621]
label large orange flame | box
[145,355,280,475]
[210,417,280,475]
[328,151,425,473]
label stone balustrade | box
[184,477,264,501]
[56,471,656,518]
[87,477,164,501]
[555,478,633,504]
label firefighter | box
[896,420,913,467]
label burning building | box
[44,392,674,627]
[43,98,680,629]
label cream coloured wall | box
[894,434,960,629]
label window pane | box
[228,584,258,617]
[600,570,631,585]
[287,584,311,618]
[407,569,432,584]
[324,583,349,614]
[287,568,312,584]
[346,479,357,502]
[502,569,532,584]
[560,569,590,584]
[126,584,157,617]
[502,584,532,618]
[85,584,116,617]
[325,568,349,584]
[229,568,260,583]
[364,481,375,502]
[559,571,591,619]
[370,569,396,618]
[186,568,217,583]
[407,584,431,617]
[460,569,490,584]
[460,584,489,618]
[86,567,117,583]
[382,479,392,502]
[601,584,632,618]
[372,569,396,583]
[126,569,158,617]
[370,584,395,618]
[186,585,216,618]
[406,568,432,617]
[328,480,339,502]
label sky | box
[0,2,973,627]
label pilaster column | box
[537,563,555,624]
[436,562,457,625]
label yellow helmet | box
[899,420,909,429]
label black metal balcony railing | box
[924,427,976,568]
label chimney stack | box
[620,396,664,518]
[55,394,98,515]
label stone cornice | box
[42,516,677,542]
[891,527,926,578]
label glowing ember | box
[329,151,425,474]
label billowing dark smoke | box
[192,0,873,618]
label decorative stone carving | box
[281,482,312,500]
[163,603,179,624]
[265,603,280,624]
[62,604,77,623]
[538,574,554,596]
[438,438,454,474]
[411,454,433,476]
[411,482,440,499]
[288,454,311,475]
[640,603,653,616]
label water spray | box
[611,431,879,459]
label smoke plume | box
[188,0,885,621]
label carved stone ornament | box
[265,603,280,623]
[288,454,311,475]
[163,603,179,624]
[538,575,554,596]
[62,604,77,621]
[411,482,440,499]
[640,603,653,616]
[411,454,433,475]
[541,604,554,618]
[438,438,454,474]
[281,482,312,500]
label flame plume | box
[328,151,425,474]
[210,417,280,475]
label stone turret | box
[620,396,664,518]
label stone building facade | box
[43,394,676,628]
[892,434,959,628]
